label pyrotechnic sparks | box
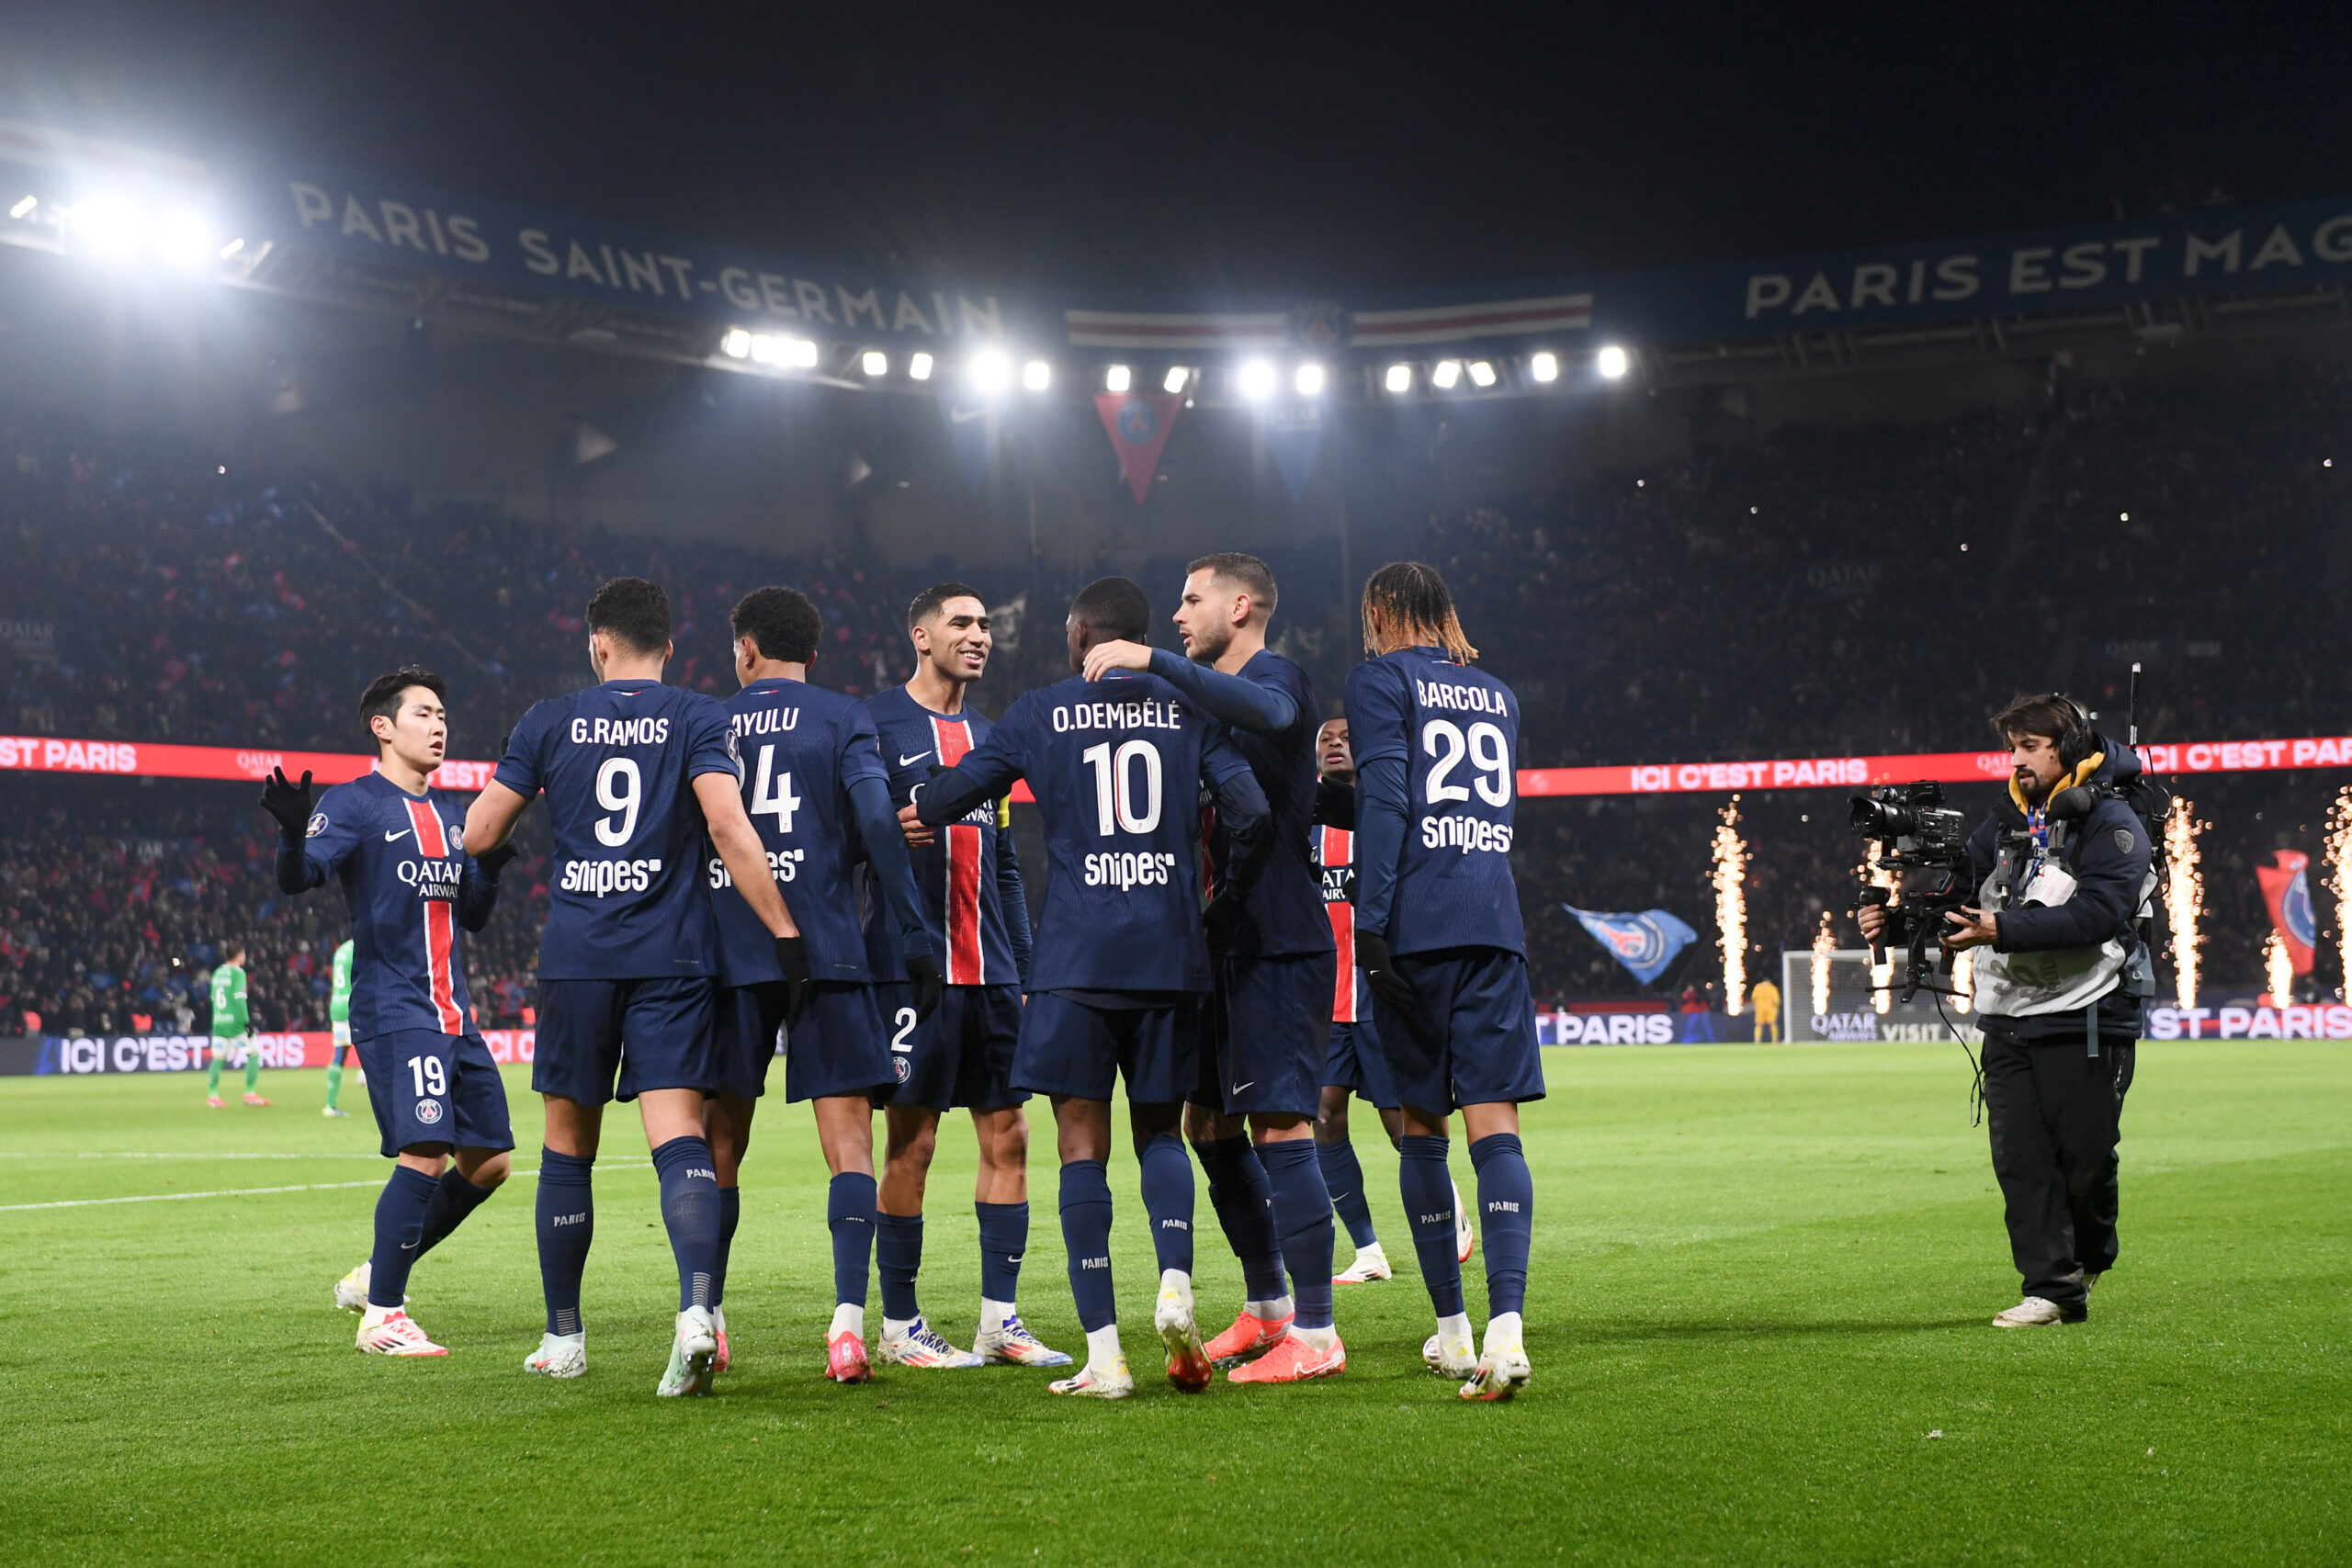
[1860,847,1898,1015]
[2328,786,2352,997]
[2265,931,2293,1009]
[1713,798,1750,1014]
[1811,911,1835,1019]
[1951,946,1973,1014]
[2165,795,2207,1010]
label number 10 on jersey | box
[1081,740,1163,835]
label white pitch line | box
[0,1160,651,1213]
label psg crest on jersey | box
[1564,906,1700,987]
[414,1097,444,1125]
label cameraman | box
[1857,694,2153,1329]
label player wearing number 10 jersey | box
[265,668,518,1358]
[468,578,806,1397]
[913,576,1272,1398]
[1344,562,1542,1402]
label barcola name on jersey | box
[1416,680,1509,715]
[1085,850,1180,889]
[568,716,671,746]
[559,856,663,895]
[1422,816,1514,854]
[1050,698,1183,733]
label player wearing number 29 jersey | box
[1344,561,1540,1402]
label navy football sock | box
[1470,1133,1533,1320]
[712,1185,741,1307]
[1136,1132,1196,1275]
[1397,1134,1466,1318]
[976,1201,1027,1304]
[368,1164,441,1308]
[1193,1134,1286,1303]
[651,1135,721,1313]
[827,1171,877,1308]
[1058,1159,1117,1333]
[534,1148,594,1337]
[1317,1136,1380,1250]
[413,1168,494,1260]
[876,1212,924,1324]
[1260,1138,1336,1332]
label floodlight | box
[1432,360,1463,389]
[720,329,752,359]
[1295,362,1325,397]
[1529,351,1559,383]
[909,352,934,381]
[969,348,1011,390]
[1385,364,1413,394]
[749,333,781,364]
[1105,364,1131,392]
[72,196,139,255]
[1163,366,1189,394]
[1238,360,1276,400]
[8,196,33,220]
[1467,360,1497,388]
[1596,344,1631,380]
[1023,358,1051,391]
[862,350,888,377]
[787,338,820,368]
[154,209,209,268]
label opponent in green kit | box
[206,946,266,1107]
[324,938,356,1117]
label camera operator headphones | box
[2044,694,2096,773]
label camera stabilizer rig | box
[1849,782,1974,1004]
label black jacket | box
[1962,732,2154,957]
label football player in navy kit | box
[701,586,943,1386]
[262,669,517,1358]
[1081,554,1343,1384]
[864,583,1069,1371]
[1344,562,1542,1401]
[464,578,808,1397]
[910,576,1272,1399]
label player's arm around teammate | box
[1345,563,1542,1401]
[264,668,520,1356]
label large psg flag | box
[1094,392,1183,503]
[1565,906,1700,987]
[2256,850,2318,975]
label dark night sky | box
[5,3,2350,299]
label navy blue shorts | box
[1014,990,1198,1105]
[783,982,893,1104]
[533,976,717,1106]
[1370,947,1547,1114]
[877,982,1028,1112]
[1323,1021,1398,1110]
[1196,953,1330,1117]
[714,981,788,1100]
[358,1030,514,1158]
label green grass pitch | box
[0,1042,2346,1565]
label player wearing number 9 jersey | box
[914,576,1272,1399]
[467,577,806,1398]
[266,668,518,1358]
[1343,561,1542,1402]
[702,585,942,1385]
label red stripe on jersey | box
[406,798,463,1033]
[930,717,983,982]
[1323,828,1357,1022]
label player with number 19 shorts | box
[265,668,518,1358]
[1344,562,1544,1402]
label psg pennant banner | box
[1094,392,1183,503]
[2255,850,2318,975]
[1263,403,1325,502]
[1565,907,1699,987]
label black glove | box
[474,840,519,877]
[905,951,944,1024]
[774,934,813,1025]
[258,767,314,845]
[1202,890,1245,953]
[1353,930,1418,1015]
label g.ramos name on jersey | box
[707,847,807,887]
[1050,698,1183,733]
[1416,680,1510,715]
[1085,850,1181,888]
[568,715,673,746]
[559,856,664,895]
[1421,816,1514,853]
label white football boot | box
[1047,1355,1135,1399]
[1334,1242,1393,1283]
[525,1331,587,1379]
[974,1314,1074,1368]
[1423,1323,1478,1380]
[1459,1312,1531,1401]
[658,1306,718,1396]
[334,1261,371,1313]
[1453,1180,1476,1263]
[878,1316,985,1369]
[355,1306,446,1357]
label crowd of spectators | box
[2,359,2344,1032]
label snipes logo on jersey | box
[560,857,663,895]
[1085,851,1179,888]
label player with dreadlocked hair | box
[1342,561,1543,1400]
